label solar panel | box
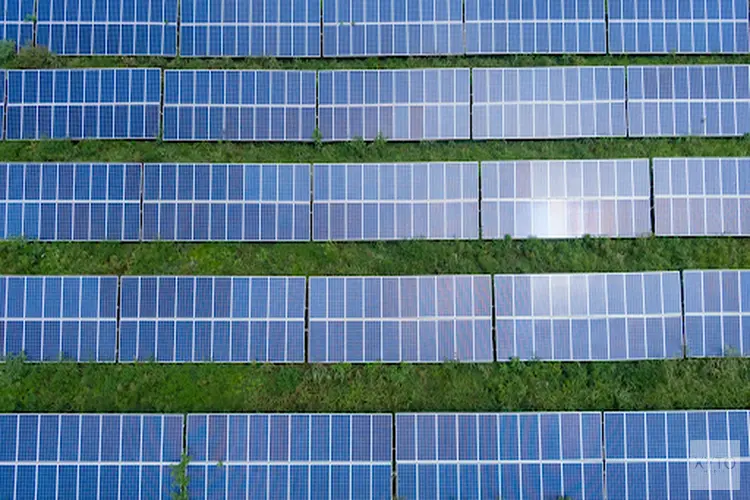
[0,0,34,50]
[0,163,142,241]
[609,0,750,53]
[495,272,684,361]
[318,69,471,141]
[627,65,750,137]
[186,414,392,499]
[0,276,118,362]
[180,0,320,57]
[142,164,310,241]
[313,162,479,241]
[465,0,606,54]
[396,412,604,499]
[323,0,463,57]
[481,159,652,239]
[119,276,306,363]
[163,70,317,141]
[473,67,627,139]
[308,275,493,363]
[683,270,750,358]
[605,410,750,499]
[36,0,179,55]
[0,414,184,499]
[6,69,162,140]
[654,158,750,236]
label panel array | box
[0,276,118,362]
[627,65,750,137]
[465,0,606,54]
[36,0,178,56]
[186,414,392,499]
[0,414,183,499]
[6,69,161,140]
[609,0,750,54]
[683,270,750,358]
[0,163,141,241]
[142,163,310,241]
[605,410,750,498]
[163,70,317,141]
[313,162,479,241]
[495,272,684,361]
[308,275,493,362]
[0,0,34,50]
[481,159,651,239]
[473,67,627,139]
[323,0,463,57]
[654,157,750,236]
[396,412,604,499]
[119,276,306,362]
[318,69,471,141]
[180,0,320,57]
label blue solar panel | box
[186,414,392,499]
[36,0,178,55]
[180,0,320,56]
[313,162,479,241]
[142,164,310,241]
[0,276,118,362]
[605,410,750,499]
[466,0,606,54]
[609,0,750,53]
[654,158,750,236]
[473,67,627,139]
[482,159,652,239]
[0,0,34,50]
[396,412,604,499]
[163,70,317,141]
[6,69,161,140]
[318,69,471,141]
[323,0,463,57]
[0,414,183,499]
[495,272,684,361]
[0,163,141,241]
[119,276,306,363]
[683,270,750,358]
[309,275,493,363]
[627,65,750,137]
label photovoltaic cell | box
[465,0,606,54]
[142,164,310,241]
[36,0,179,56]
[627,65,750,137]
[605,410,750,499]
[180,0,320,57]
[396,412,604,499]
[318,69,471,141]
[0,276,118,362]
[323,0,463,57]
[0,414,183,499]
[0,163,142,241]
[119,276,306,363]
[313,163,479,241]
[186,414,392,499]
[472,67,627,139]
[654,158,750,236]
[163,70,317,141]
[494,272,684,361]
[6,68,162,140]
[308,275,494,363]
[609,0,750,53]
[683,270,750,358]
[481,159,652,239]
[0,0,34,50]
